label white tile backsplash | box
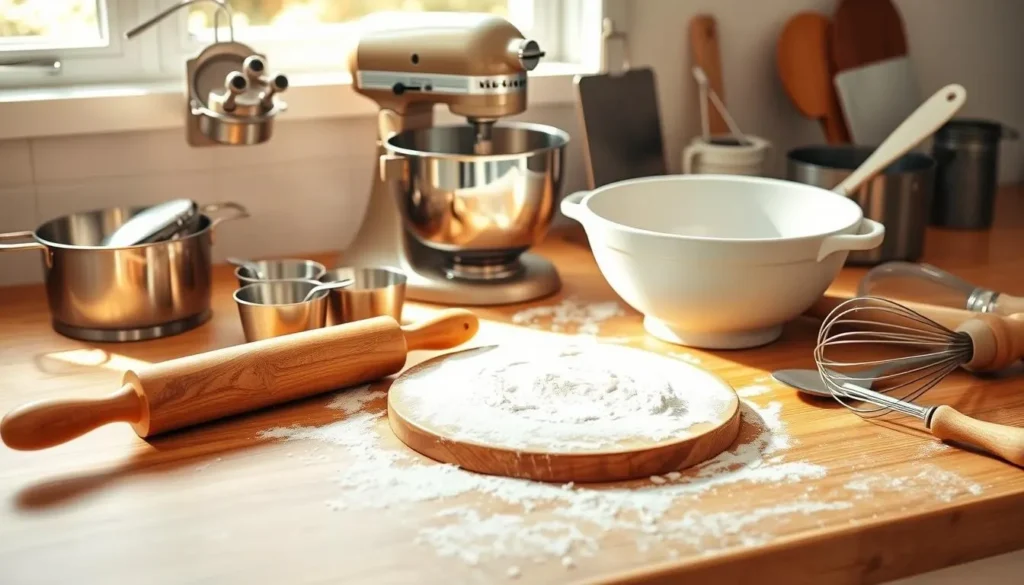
[31,128,217,184]
[35,171,218,221]
[0,140,34,188]
[0,186,44,286]
[209,155,374,263]
[211,116,379,169]
[1,103,584,286]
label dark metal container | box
[787,145,935,265]
[931,118,1018,229]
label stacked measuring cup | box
[229,258,407,342]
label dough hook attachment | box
[126,0,289,147]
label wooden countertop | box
[2,187,1024,585]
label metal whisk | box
[814,296,1023,417]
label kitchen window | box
[0,0,607,139]
[0,0,596,87]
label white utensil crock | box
[560,175,884,349]
[683,134,771,176]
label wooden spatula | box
[689,15,727,136]
[831,0,908,71]
[776,12,850,144]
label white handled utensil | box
[833,84,966,196]
[693,66,749,145]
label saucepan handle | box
[0,230,45,252]
[816,218,885,262]
[202,202,250,230]
[560,191,590,222]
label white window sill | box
[0,62,588,141]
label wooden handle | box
[833,84,966,196]
[806,293,983,331]
[957,313,1024,372]
[689,15,727,135]
[1,384,142,451]
[822,20,851,145]
[929,405,1024,467]
[401,309,479,351]
[993,294,1024,318]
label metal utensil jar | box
[0,202,249,342]
[931,119,1019,229]
[787,146,934,265]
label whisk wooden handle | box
[929,405,1024,467]
[958,313,1024,372]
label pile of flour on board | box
[395,343,734,450]
[511,297,625,335]
[258,379,986,576]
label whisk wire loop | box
[814,296,974,417]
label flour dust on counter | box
[257,376,989,576]
[258,384,840,573]
[510,296,626,335]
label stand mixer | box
[342,12,570,305]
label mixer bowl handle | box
[560,191,590,222]
[816,218,885,262]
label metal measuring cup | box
[319,267,407,325]
[233,279,331,342]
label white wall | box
[1,0,1021,287]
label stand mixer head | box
[342,12,569,306]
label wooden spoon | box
[776,12,850,144]
[831,0,908,72]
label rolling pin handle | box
[401,309,480,351]
[0,384,143,451]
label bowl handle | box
[560,191,590,222]
[817,218,885,262]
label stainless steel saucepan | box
[0,202,249,342]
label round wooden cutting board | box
[387,344,741,483]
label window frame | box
[0,0,164,88]
[154,0,569,77]
[0,0,613,141]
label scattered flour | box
[511,297,625,335]
[259,385,840,569]
[844,464,984,502]
[736,384,773,398]
[669,352,703,365]
[326,384,373,413]
[396,344,734,450]
[916,440,953,457]
[258,380,986,574]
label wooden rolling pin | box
[1,309,479,451]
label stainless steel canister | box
[787,146,935,265]
[0,202,248,342]
[931,119,1019,229]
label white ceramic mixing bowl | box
[561,175,884,349]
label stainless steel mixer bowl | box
[382,122,568,270]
